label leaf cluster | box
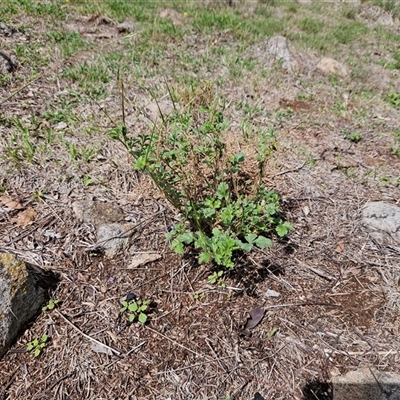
[27,334,49,357]
[120,299,151,324]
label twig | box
[274,161,307,177]
[0,367,19,400]
[295,258,334,281]
[55,309,122,357]
[145,326,212,361]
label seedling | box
[194,292,206,300]
[120,298,151,324]
[341,128,362,143]
[42,298,61,312]
[208,270,226,287]
[27,334,49,357]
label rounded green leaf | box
[254,235,272,248]
[138,313,147,324]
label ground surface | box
[1,1,400,399]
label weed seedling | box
[194,292,206,300]
[27,334,49,357]
[42,299,61,312]
[341,128,362,143]
[112,86,292,273]
[120,298,151,324]
[208,270,226,287]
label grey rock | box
[0,51,18,74]
[332,368,400,400]
[362,201,400,244]
[72,200,124,226]
[96,223,133,256]
[117,21,134,34]
[0,22,20,37]
[264,36,300,73]
[0,253,45,358]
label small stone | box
[54,121,68,131]
[264,36,300,73]
[72,200,124,226]
[0,51,18,74]
[96,223,133,256]
[316,57,350,77]
[362,201,400,245]
[128,253,162,269]
[159,8,185,25]
[265,289,280,297]
[117,21,134,33]
[145,100,174,122]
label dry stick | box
[145,326,213,361]
[295,258,334,281]
[273,160,307,177]
[55,309,122,357]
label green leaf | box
[268,327,278,338]
[128,302,138,312]
[134,156,147,170]
[138,313,147,324]
[178,232,194,244]
[216,182,229,199]
[41,334,48,343]
[199,252,212,264]
[128,314,136,322]
[276,222,293,237]
[27,342,34,351]
[34,349,41,357]
[240,242,253,252]
[254,235,272,248]
[245,233,257,244]
[171,239,184,254]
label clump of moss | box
[0,253,28,295]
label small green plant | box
[341,128,362,143]
[391,131,400,156]
[27,334,49,357]
[111,91,292,271]
[42,299,61,312]
[120,298,151,324]
[82,175,94,186]
[194,292,206,300]
[384,92,400,109]
[208,270,225,287]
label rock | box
[362,202,400,245]
[0,51,18,74]
[128,253,162,269]
[0,253,45,358]
[0,22,20,37]
[159,8,186,25]
[332,368,400,400]
[264,36,300,73]
[145,100,174,123]
[72,201,131,256]
[96,223,133,257]
[117,21,134,34]
[72,200,124,226]
[316,57,350,78]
